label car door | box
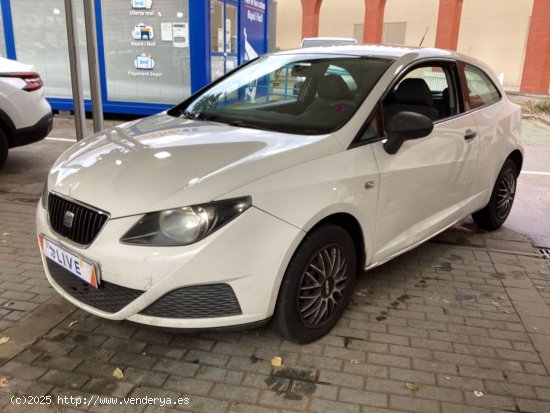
[369,61,480,265]
[458,62,517,215]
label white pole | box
[64,0,86,140]
[84,0,104,133]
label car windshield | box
[170,54,393,135]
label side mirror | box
[383,111,434,154]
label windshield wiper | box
[183,110,199,120]
[228,120,264,130]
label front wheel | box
[273,224,357,343]
[472,158,518,230]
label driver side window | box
[383,64,456,127]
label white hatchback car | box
[37,46,522,343]
[0,57,53,168]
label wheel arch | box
[508,149,523,175]
[306,212,367,271]
[0,108,15,145]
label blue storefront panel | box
[0,0,267,116]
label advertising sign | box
[102,0,191,103]
[240,0,268,101]
[241,0,267,62]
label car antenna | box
[419,26,429,47]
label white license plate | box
[38,234,100,288]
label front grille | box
[48,193,109,245]
[140,284,242,318]
[47,259,144,313]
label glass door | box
[210,0,238,81]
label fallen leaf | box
[405,382,422,391]
[1,233,9,236]
[354,288,368,297]
[444,376,450,380]
[0,377,8,388]
[350,359,361,365]
[502,309,510,314]
[474,390,484,398]
[68,320,79,327]
[271,357,282,367]
[0,337,9,345]
[491,302,501,307]
[112,368,124,380]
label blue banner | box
[240,0,267,62]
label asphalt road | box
[505,119,550,248]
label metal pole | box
[84,0,103,133]
[64,0,86,140]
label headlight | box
[40,181,49,209]
[120,197,252,246]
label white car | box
[0,57,53,168]
[37,46,522,343]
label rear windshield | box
[170,55,393,135]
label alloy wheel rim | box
[297,245,348,328]
[496,170,516,220]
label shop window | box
[0,6,5,57]
[211,1,224,52]
[11,0,90,98]
[102,0,191,104]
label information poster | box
[240,0,268,101]
[240,0,267,62]
[101,0,191,104]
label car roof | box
[274,44,459,60]
[301,37,357,42]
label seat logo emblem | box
[63,211,75,228]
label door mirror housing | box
[383,111,434,154]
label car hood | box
[48,114,340,218]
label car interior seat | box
[306,74,354,113]
[383,78,439,124]
[432,87,450,119]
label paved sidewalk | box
[0,117,550,412]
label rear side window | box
[462,64,501,110]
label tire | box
[472,158,518,230]
[0,129,8,169]
[273,224,357,343]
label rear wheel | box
[0,129,8,169]
[273,224,357,343]
[472,158,518,230]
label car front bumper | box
[36,201,304,329]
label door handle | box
[464,129,477,140]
